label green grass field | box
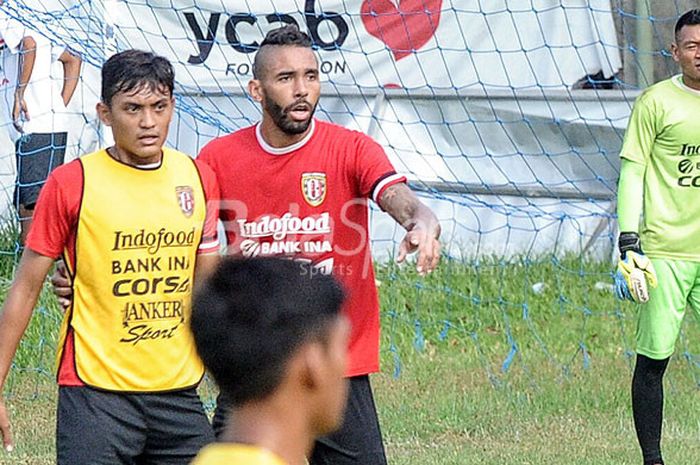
[0,251,698,465]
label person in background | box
[0,5,81,243]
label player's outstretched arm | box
[0,249,55,452]
[378,183,441,276]
[58,49,82,106]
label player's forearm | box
[379,183,441,238]
[16,36,37,98]
[617,159,645,233]
[0,284,44,388]
[194,252,220,292]
[0,251,54,389]
[60,51,82,106]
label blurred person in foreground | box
[190,257,349,465]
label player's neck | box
[222,402,315,465]
[106,146,163,167]
[258,119,314,149]
[681,74,700,92]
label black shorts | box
[14,132,67,209]
[57,385,214,465]
[212,374,387,465]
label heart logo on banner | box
[360,0,443,61]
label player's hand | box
[0,396,13,453]
[614,232,657,304]
[397,221,441,276]
[50,260,73,310]
[12,96,29,133]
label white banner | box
[1,0,625,259]
[108,0,621,91]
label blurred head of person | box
[191,257,350,441]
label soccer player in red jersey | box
[198,25,441,465]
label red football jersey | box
[199,119,406,376]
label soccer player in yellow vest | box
[0,50,219,464]
[189,257,350,465]
[614,9,700,465]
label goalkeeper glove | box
[614,232,657,303]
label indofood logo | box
[237,212,331,240]
[112,228,197,255]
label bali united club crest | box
[301,172,327,207]
[176,186,194,217]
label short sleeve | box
[195,159,220,253]
[26,162,83,259]
[0,13,26,53]
[197,139,217,167]
[619,92,656,165]
[352,132,406,203]
[51,41,66,62]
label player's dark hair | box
[101,49,174,106]
[675,9,700,42]
[191,257,346,406]
[253,25,314,79]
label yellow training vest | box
[66,148,206,391]
[191,444,287,465]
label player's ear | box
[96,101,112,127]
[298,342,325,393]
[248,79,263,103]
[670,42,680,63]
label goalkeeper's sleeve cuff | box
[619,231,642,258]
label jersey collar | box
[255,119,316,156]
[672,74,700,97]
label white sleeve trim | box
[371,173,406,204]
[198,239,220,252]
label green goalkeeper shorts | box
[637,258,700,360]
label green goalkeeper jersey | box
[620,75,700,261]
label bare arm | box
[194,252,220,292]
[58,49,81,106]
[378,183,441,275]
[50,260,72,309]
[0,249,55,451]
[13,35,37,130]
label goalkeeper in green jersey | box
[615,9,700,465]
